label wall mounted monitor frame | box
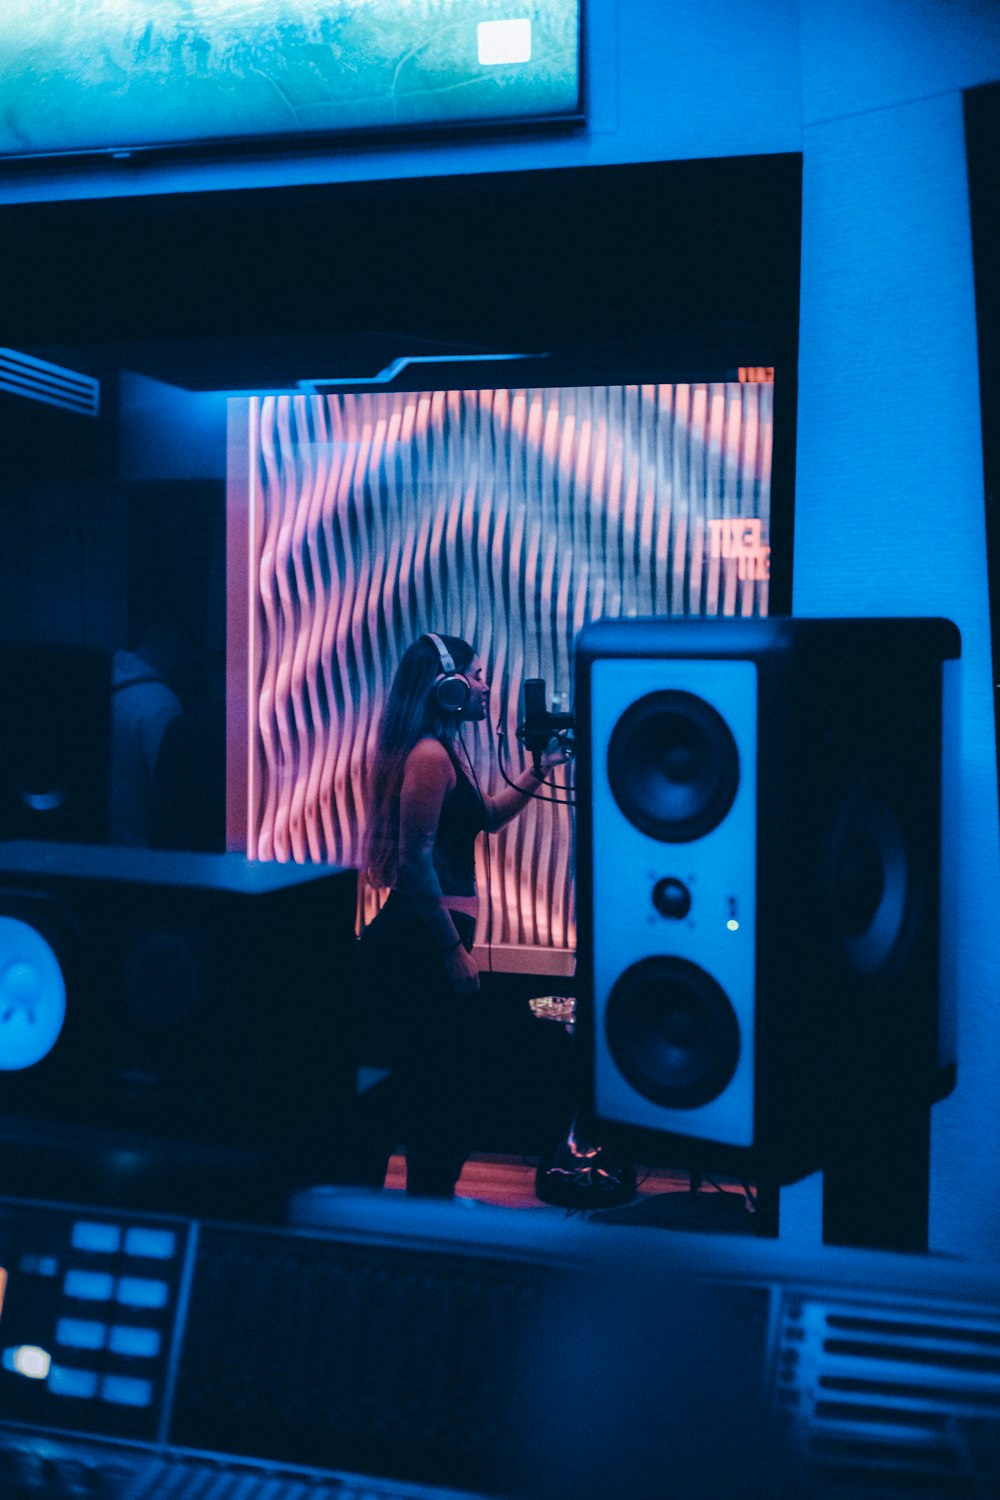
[0,0,584,175]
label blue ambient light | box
[101,1374,154,1408]
[116,1277,169,1310]
[108,1325,161,1359]
[64,1271,115,1303]
[71,1222,122,1255]
[123,1227,177,1261]
[56,1319,107,1351]
[48,1364,99,1398]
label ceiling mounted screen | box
[0,0,583,165]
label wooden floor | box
[383,1151,743,1213]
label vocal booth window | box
[226,377,774,957]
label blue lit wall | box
[791,3,1000,1261]
[4,0,998,1260]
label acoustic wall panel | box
[229,381,773,949]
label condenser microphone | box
[517,678,574,775]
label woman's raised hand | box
[539,731,574,770]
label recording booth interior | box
[1,8,1000,1500]
[0,147,801,1219]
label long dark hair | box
[363,633,475,889]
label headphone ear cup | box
[435,673,472,713]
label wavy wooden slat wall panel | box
[234,381,772,953]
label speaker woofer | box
[605,956,741,1109]
[828,790,915,976]
[607,691,740,842]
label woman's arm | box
[481,739,573,832]
[481,764,549,832]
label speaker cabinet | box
[0,644,111,843]
[575,617,960,1183]
[0,843,357,1183]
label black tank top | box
[433,740,485,896]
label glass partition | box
[228,378,774,953]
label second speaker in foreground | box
[574,616,960,1184]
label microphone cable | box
[494,716,576,807]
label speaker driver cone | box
[828,790,914,976]
[607,691,740,842]
[605,956,740,1109]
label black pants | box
[344,892,479,1198]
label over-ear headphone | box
[424,633,472,713]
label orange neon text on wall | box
[708,518,771,581]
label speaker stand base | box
[822,1092,931,1253]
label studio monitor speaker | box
[0,644,111,843]
[575,617,960,1184]
[0,843,358,1179]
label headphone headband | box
[423,633,471,714]
[424,632,456,677]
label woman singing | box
[355,631,569,1199]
